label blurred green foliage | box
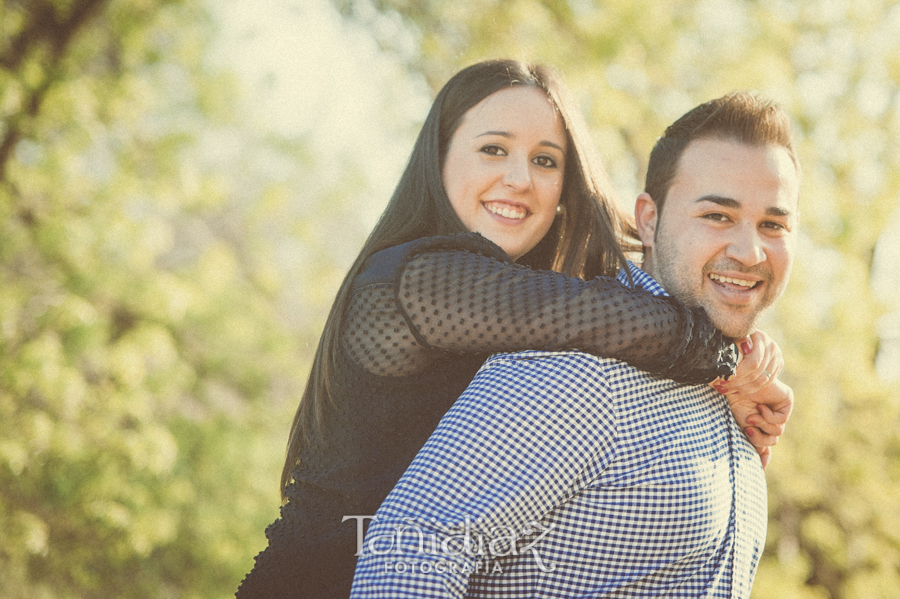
[2,0,898,598]
[0,0,338,596]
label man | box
[349,92,799,598]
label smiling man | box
[637,98,800,339]
[350,93,799,599]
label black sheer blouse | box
[236,233,735,599]
[344,232,732,383]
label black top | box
[235,233,735,599]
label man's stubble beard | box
[646,228,776,340]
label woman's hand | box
[714,331,784,395]
[711,331,794,469]
[728,378,794,469]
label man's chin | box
[706,309,758,339]
[720,326,753,340]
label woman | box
[236,60,784,598]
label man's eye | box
[703,213,730,222]
[761,221,786,231]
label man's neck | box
[640,253,659,282]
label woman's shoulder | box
[352,232,510,289]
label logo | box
[343,515,556,574]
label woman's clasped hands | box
[711,331,794,469]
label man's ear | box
[634,192,658,249]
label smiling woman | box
[234,60,769,599]
[442,86,567,260]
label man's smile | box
[708,273,759,289]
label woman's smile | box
[484,200,528,220]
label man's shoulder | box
[481,350,715,405]
[472,351,614,398]
[481,350,657,389]
[483,349,621,371]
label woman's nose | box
[502,157,533,191]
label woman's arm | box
[712,331,794,468]
[343,233,734,385]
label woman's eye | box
[480,145,506,156]
[703,213,730,222]
[533,155,558,168]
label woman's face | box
[442,86,567,261]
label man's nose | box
[502,157,533,191]
[725,225,767,266]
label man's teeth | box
[709,273,757,288]
[486,204,526,220]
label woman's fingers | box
[720,331,783,396]
[718,331,794,469]
[728,378,794,467]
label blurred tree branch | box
[0,0,108,181]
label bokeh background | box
[1,0,898,597]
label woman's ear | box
[634,193,658,249]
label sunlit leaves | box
[1,0,311,597]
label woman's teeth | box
[709,273,758,288]
[486,203,526,220]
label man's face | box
[637,138,800,338]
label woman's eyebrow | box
[476,131,565,153]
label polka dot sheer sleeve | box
[342,233,735,385]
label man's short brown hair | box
[645,92,799,215]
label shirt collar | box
[617,261,670,298]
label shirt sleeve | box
[342,233,733,384]
[349,351,619,598]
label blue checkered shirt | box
[350,263,767,598]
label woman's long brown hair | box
[281,59,639,496]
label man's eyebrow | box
[765,206,792,218]
[695,195,740,209]
[695,195,793,218]
[476,131,565,153]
